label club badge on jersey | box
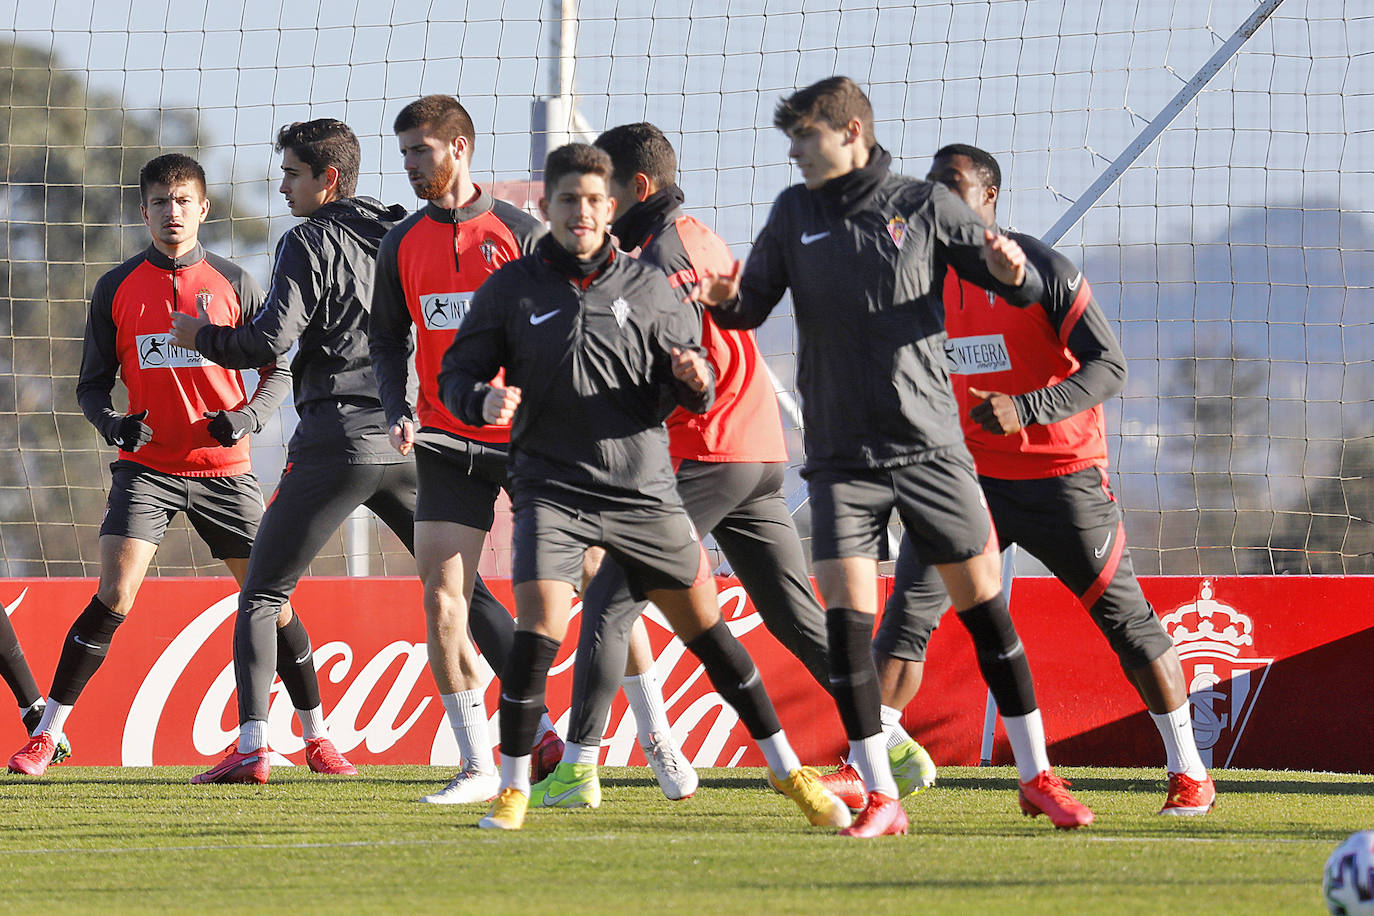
[887,215,907,248]
[420,291,475,331]
[612,296,630,328]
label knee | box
[94,587,135,618]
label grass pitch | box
[2,765,1370,914]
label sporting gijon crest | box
[1162,579,1273,768]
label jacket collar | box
[144,242,205,271]
[423,186,495,224]
[611,184,685,252]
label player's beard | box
[415,154,457,201]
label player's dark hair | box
[594,122,677,187]
[275,118,360,198]
[774,76,876,147]
[543,143,612,194]
[393,94,477,155]
[139,153,206,202]
[934,143,1002,192]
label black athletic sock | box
[957,592,1037,717]
[497,631,561,756]
[824,607,883,739]
[685,620,781,739]
[274,613,322,712]
[0,605,41,709]
[49,596,125,706]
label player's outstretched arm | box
[187,236,315,370]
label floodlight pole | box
[531,0,596,178]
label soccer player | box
[368,95,561,804]
[1,614,70,763]
[8,153,294,776]
[692,76,1094,834]
[525,122,922,810]
[168,120,418,783]
[868,144,1214,815]
[438,142,852,832]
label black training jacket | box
[711,170,1046,473]
[194,196,410,464]
[437,246,714,509]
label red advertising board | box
[2,576,1370,773]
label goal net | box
[0,0,1368,577]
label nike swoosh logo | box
[1068,271,1083,291]
[1093,531,1112,559]
[112,437,124,447]
[995,642,1024,662]
[529,310,558,325]
[72,635,102,650]
[231,429,246,440]
[800,231,830,245]
[543,782,588,805]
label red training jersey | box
[76,244,272,476]
[943,232,1119,480]
[370,192,544,445]
[637,211,787,463]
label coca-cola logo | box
[118,583,771,767]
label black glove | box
[203,410,253,447]
[106,409,153,451]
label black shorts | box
[512,497,709,600]
[414,432,508,530]
[808,447,993,565]
[99,460,262,559]
[876,466,1173,671]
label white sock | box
[535,712,557,743]
[499,752,531,795]
[623,671,673,746]
[1002,709,1052,783]
[36,700,70,738]
[849,733,899,797]
[238,719,267,753]
[443,690,495,774]
[756,730,802,779]
[296,706,326,741]
[1150,702,1208,779]
[880,704,913,751]
[563,741,601,767]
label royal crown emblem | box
[1162,579,1273,767]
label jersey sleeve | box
[75,271,124,440]
[436,273,509,427]
[197,232,314,370]
[710,193,789,331]
[225,261,292,432]
[931,182,1046,308]
[367,226,417,426]
[650,275,715,415]
[1011,242,1127,425]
